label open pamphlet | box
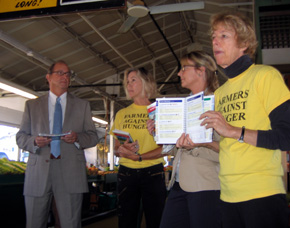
[112,129,134,144]
[150,91,214,144]
[38,131,72,137]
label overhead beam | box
[79,13,133,68]
[0,28,126,108]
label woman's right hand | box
[200,110,237,138]
[118,145,137,157]
[147,119,155,135]
[176,133,201,150]
[123,139,139,154]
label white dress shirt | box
[48,91,67,134]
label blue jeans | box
[160,182,222,228]
[117,163,167,228]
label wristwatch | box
[238,126,245,143]
[138,154,142,162]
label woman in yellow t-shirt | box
[110,67,166,228]
[201,12,290,228]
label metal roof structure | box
[0,0,258,127]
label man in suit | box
[16,60,99,228]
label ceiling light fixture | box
[92,117,108,125]
[0,78,38,99]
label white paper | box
[38,131,71,137]
[155,97,185,144]
[155,92,214,144]
[185,92,205,143]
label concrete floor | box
[83,214,118,228]
[83,211,146,228]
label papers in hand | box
[38,131,71,137]
[154,92,214,144]
[112,129,134,144]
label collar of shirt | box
[49,91,67,106]
[223,55,253,79]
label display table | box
[0,174,26,227]
[83,173,117,217]
[0,173,118,228]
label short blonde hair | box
[180,51,219,94]
[210,12,258,58]
[123,67,157,100]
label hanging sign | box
[0,0,57,13]
[0,0,125,20]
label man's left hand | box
[62,131,78,144]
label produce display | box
[0,158,120,176]
[164,165,172,171]
[98,170,118,175]
[87,164,118,176]
[87,164,99,176]
[0,158,171,176]
[0,158,27,175]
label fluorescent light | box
[92,117,108,125]
[60,0,107,6]
[0,82,37,99]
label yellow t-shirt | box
[215,64,290,203]
[110,103,165,169]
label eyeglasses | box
[51,71,71,77]
[180,65,196,72]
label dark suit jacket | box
[16,93,98,196]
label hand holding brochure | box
[112,129,134,144]
[154,91,214,144]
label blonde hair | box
[210,12,258,58]
[180,51,219,94]
[123,67,157,100]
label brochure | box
[38,131,72,137]
[147,102,157,120]
[147,101,157,139]
[112,129,134,144]
[154,91,214,144]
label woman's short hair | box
[123,67,157,99]
[210,12,258,58]
[180,51,219,94]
